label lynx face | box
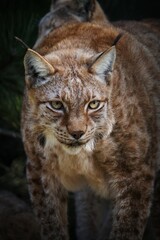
[24,47,116,155]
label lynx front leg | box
[109,170,154,240]
[27,158,68,240]
[41,161,69,240]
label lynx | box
[21,0,160,239]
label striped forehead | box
[44,49,107,103]
[60,76,91,104]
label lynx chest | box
[55,149,109,197]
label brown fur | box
[21,0,160,239]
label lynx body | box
[21,1,160,239]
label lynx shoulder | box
[21,1,160,239]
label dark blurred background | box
[0,0,159,239]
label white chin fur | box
[62,139,95,155]
[62,145,83,155]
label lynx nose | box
[71,131,84,140]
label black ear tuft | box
[89,46,116,79]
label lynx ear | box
[89,46,116,80]
[24,49,55,88]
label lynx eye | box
[88,100,100,110]
[50,101,64,110]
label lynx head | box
[24,46,116,155]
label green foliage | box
[0,0,50,199]
[0,0,50,131]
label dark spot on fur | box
[37,134,46,148]
[43,181,49,189]
[31,178,41,185]
[118,160,132,174]
[39,200,43,207]
[27,162,32,172]
[29,161,42,171]
[132,211,139,219]
[49,209,55,216]
[59,194,67,204]
[133,228,140,235]
[131,189,141,200]
[145,174,153,182]
[48,224,54,231]
[53,153,58,159]
[32,189,39,196]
